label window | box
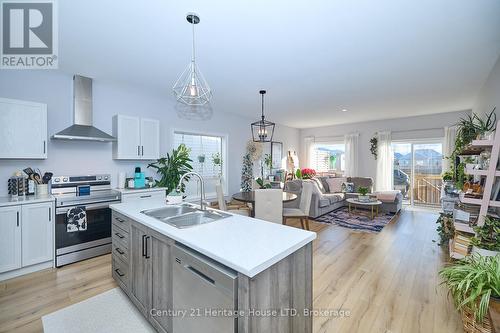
[310,142,345,173]
[173,131,227,198]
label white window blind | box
[173,131,226,199]
[310,143,346,173]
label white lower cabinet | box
[0,206,22,273]
[22,202,53,267]
[0,201,54,278]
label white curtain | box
[443,126,456,173]
[375,131,393,191]
[344,133,359,177]
[303,136,314,168]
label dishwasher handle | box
[186,265,215,285]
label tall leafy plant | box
[440,254,500,323]
[147,144,193,194]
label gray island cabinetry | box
[110,202,315,333]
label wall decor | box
[271,141,283,169]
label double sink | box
[141,204,231,228]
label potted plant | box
[435,213,454,246]
[439,254,500,326]
[255,177,271,189]
[212,152,223,178]
[197,154,205,163]
[475,107,496,140]
[147,144,193,203]
[370,135,378,160]
[471,216,500,257]
[357,186,370,202]
[301,168,316,179]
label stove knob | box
[97,176,102,180]
[104,176,109,180]
[54,178,60,183]
[63,177,68,182]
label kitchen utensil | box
[42,172,53,184]
[23,167,34,177]
[33,173,42,184]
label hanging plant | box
[370,135,378,160]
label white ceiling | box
[59,0,500,128]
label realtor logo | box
[1,0,58,69]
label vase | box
[358,195,369,202]
[472,246,500,257]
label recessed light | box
[341,109,348,112]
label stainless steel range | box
[51,174,121,267]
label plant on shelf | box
[301,168,316,179]
[435,213,454,246]
[439,254,500,324]
[442,171,454,182]
[370,135,378,159]
[474,107,497,140]
[471,216,500,256]
[255,177,271,189]
[147,144,193,194]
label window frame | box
[171,128,229,199]
[310,140,346,173]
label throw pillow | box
[326,177,346,193]
[341,182,355,193]
[311,177,326,193]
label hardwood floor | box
[0,208,462,333]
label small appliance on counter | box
[134,166,145,188]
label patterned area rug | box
[315,207,396,233]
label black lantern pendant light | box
[251,90,275,142]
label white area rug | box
[42,288,155,333]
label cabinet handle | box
[145,236,150,259]
[114,268,125,277]
[138,145,140,156]
[142,234,146,257]
[114,232,124,239]
[115,217,124,223]
[114,247,125,255]
[140,195,151,199]
[43,140,46,154]
[49,207,51,221]
[16,211,19,227]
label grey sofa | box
[284,177,403,219]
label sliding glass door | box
[392,140,443,207]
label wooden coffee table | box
[346,198,382,219]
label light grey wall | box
[0,71,300,195]
[474,55,500,118]
[299,110,471,181]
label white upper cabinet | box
[0,98,48,159]
[113,115,160,160]
[140,118,160,160]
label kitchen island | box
[110,199,316,333]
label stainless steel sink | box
[141,204,231,228]
[142,205,197,219]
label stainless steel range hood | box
[52,75,116,142]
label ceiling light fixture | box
[251,90,275,143]
[172,13,212,106]
[341,109,348,112]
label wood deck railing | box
[413,174,442,206]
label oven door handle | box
[56,202,112,215]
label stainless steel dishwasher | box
[173,243,238,333]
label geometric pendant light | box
[173,13,212,106]
[251,90,275,142]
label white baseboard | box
[0,261,53,282]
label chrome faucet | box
[176,171,206,211]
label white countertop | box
[0,194,54,207]
[110,200,316,277]
[115,187,166,194]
